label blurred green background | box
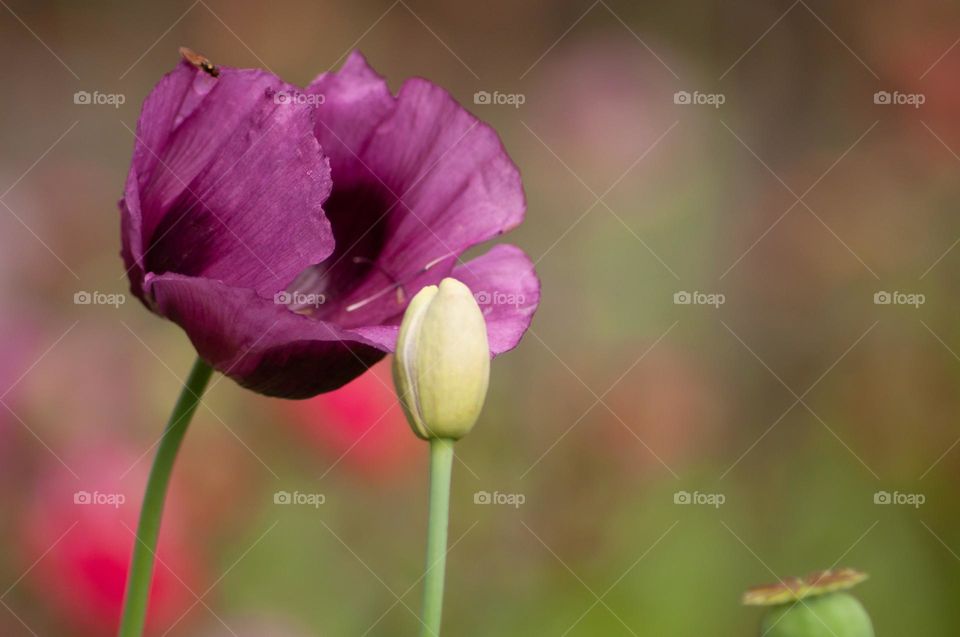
[2,0,960,635]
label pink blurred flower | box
[0,312,42,473]
[198,613,311,637]
[18,443,205,636]
[531,35,682,196]
[282,359,419,478]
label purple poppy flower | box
[121,52,539,398]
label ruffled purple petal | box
[451,244,540,354]
[120,173,147,300]
[145,273,385,398]
[307,52,395,181]
[303,53,526,327]
[121,61,334,302]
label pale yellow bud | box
[392,278,490,440]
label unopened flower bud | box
[745,569,874,637]
[393,278,490,440]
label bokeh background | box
[2,0,960,635]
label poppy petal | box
[146,273,385,398]
[122,63,334,301]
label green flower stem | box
[118,357,213,637]
[419,437,455,637]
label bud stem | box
[419,437,455,637]
[117,357,213,637]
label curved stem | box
[118,358,213,637]
[419,438,455,637]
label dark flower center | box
[287,183,397,326]
[144,196,219,280]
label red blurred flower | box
[282,360,419,478]
[18,444,204,636]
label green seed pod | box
[745,569,874,637]
[393,278,490,440]
[760,593,874,637]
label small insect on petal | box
[179,47,219,77]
